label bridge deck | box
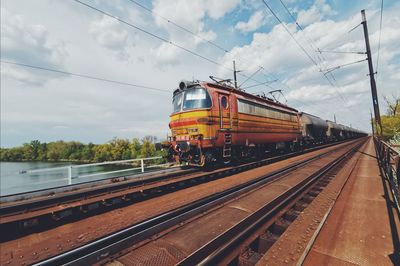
[257,138,400,266]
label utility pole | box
[361,9,382,136]
[233,60,238,89]
[370,109,375,135]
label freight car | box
[299,112,328,145]
[163,80,365,166]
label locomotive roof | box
[203,82,298,113]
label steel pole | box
[361,9,382,136]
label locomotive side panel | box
[232,97,300,146]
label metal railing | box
[19,156,165,186]
[374,137,400,212]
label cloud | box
[89,15,128,50]
[151,0,240,65]
[218,3,400,130]
[1,0,399,148]
[235,11,265,33]
[297,0,336,26]
[0,7,66,85]
[219,22,306,77]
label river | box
[0,161,151,196]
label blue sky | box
[1,0,399,147]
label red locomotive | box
[162,80,365,166]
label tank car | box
[299,112,328,145]
[165,80,301,166]
[326,120,341,141]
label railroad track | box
[0,140,355,241]
[32,138,366,265]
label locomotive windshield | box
[172,86,212,113]
[172,92,183,113]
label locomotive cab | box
[168,81,214,165]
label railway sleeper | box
[293,201,308,212]
[1,141,356,243]
[51,209,73,221]
[20,217,39,229]
[257,231,280,254]
[283,209,301,221]
[302,195,315,204]
[270,218,291,235]
[231,158,355,265]
[238,248,263,266]
[80,202,100,213]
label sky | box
[1,0,399,147]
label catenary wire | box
[1,60,170,93]
[323,58,367,74]
[126,0,229,53]
[73,0,271,89]
[260,0,349,105]
[276,0,352,103]
[126,0,281,89]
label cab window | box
[172,92,183,113]
[182,87,212,110]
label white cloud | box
[206,0,241,19]
[219,3,400,130]
[0,7,66,84]
[1,0,399,148]
[235,11,265,33]
[89,15,128,50]
[151,0,240,65]
[297,0,335,26]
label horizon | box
[1,0,399,148]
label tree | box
[30,140,41,160]
[22,143,34,160]
[109,138,130,160]
[81,142,94,161]
[93,144,113,162]
[140,139,156,158]
[384,94,400,116]
[129,138,141,159]
[37,142,48,161]
[378,95,400,141]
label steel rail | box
[0,139,351,217]
[1,140,361,243]
[0,168,197,217]
[177,139,365,265]
[33,138,365,265]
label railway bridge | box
[0,137,399,266]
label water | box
[0,161,158,196]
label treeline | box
[375,95,400,143]
[0,136,166,162]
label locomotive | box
[162,80,365,166]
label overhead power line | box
[73,0,222,67]
[260,0,319,67]
[127,0,283,87]
[126,0,281,89]
[262,0,352,107]
[322,58,368,74]
[126,0,228,53]
[348,22,362,33]
[73,0,272,91]
[277,0,324,64]
[1,60,170,93]
[238,67,262,87]
[243,79,278,89]
[317,49,366,55]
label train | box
[160,80,366,166]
